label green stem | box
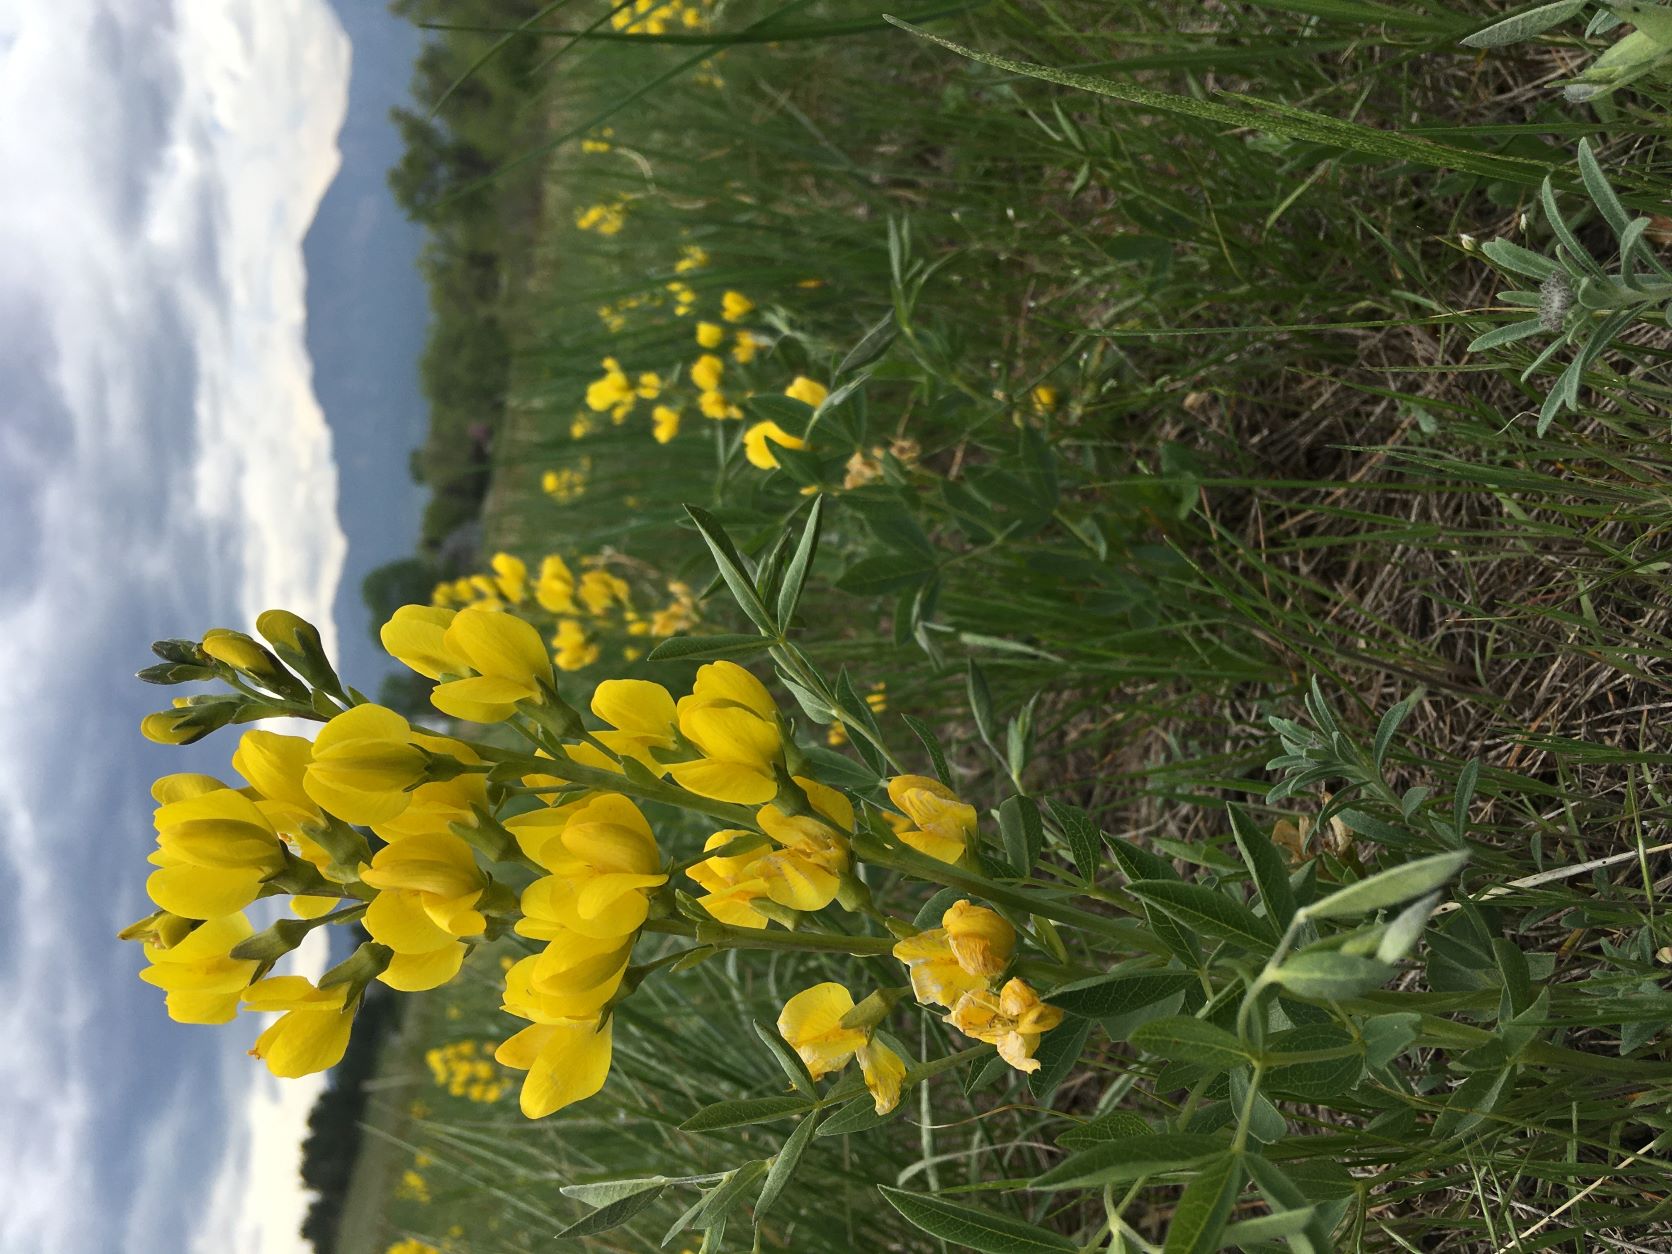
[643,916,897,956]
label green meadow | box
[336,1,1672,1250]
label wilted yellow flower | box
[666,662,782,804]
[886,774,978,864]
[947,978,1063,1073]
[245,976,356,1078]
[784,376,828,408]
[777,983,906,1113]
[743,420,808,470]
[891,928,988,1010]
[942,900,1016,977]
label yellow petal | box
[858,1040,907,1114]
[430,674,538,723]
[518,1018,614,1119]
[689,660,776,719]
[380,943,467,992]
[379,604,459,679]
[253,1006,356,1078]
[591,679,677,741]
[665,757,778,805]
[365,888,456,954]
[146,863,263,919]
[681,705,781,768]
[445,605,550,685]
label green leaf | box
[901,713,953,788]
[754,1019,819,1099]
[1127,881,1276,953]
[1434,1065,1513,1139]
[1031,1133,1231,1190]
[556,1183,666,1237]
[1047,970,1197,1020]
[967,658,996,744]
[1467,318,1546,353]
[1461,0,1585,47]
[646,633,775,662]
[1229,806,1296,930]
[1163,1152,1245,1254]
[878,1186,1077,1252]
[1129,1017,1250,1070]
[755,1114,818,1220]
[1302,850,1469,920]
[1363,1012,1422,1068]
[1270,951,1397,1000]
[1045,800,1103,884]
[1376,892,1441,963]
[678,1095,813,1131]
[1577,137,1632,239]
[815,1095,902,1136]
[836,312,895,377]
[561,1175,677,1207]
[774,495,825,628]
[1056,1111,1151,1150]
[999,794,1044,875]
[836,553,937,597]
[1244,1155,1340,1252]
[688,1160,769,1229]
[1481,238,1560,280]
[685,504,778,633]
[1263,1025,1365,1100]
[1611,0,1672,46]
[1029,1015,1093,1103]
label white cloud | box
[0,1,352,1251]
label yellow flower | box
[942,899,1016,977]
[666,662,783,804]
[1031,383,1059,412]
[370,732,487,844]
[731,331,759,364]
[536,555,578,613]
[200,628,287,687]
[777,983,907,1114]
[652,404,682,444]
[515,934,632,1019]
[721,290,754,322]
[146,780,288,919]
[516,793,666,940]
[686,830,775,927]
[429,605,552,722]
[303,703,429,825]
[552,618,599,671]
[690,353,725,393]
[784,376,828,408]
[886,774,977,864]
[136,912,260,1024]
[585,357,636,412]
[696,320,724,348]
[244,976,356,1078]
[891,928,989,1010]
[947,978,1063,1073]
[231,730,342,917]
[494,1015,613,1119]
[636,371,663,400]
[743,420,808,470]
[578,569,631,616]
[140,706,202,745]
[591,678,679,769]
[698,390,738,421]
[359,831,488,990]
[490,552,528,603]
[380,604,457,679]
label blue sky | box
[0,1,427,1250]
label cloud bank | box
[0,1,352,1251]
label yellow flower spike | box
[891,928,989,1010]
[942,900,1016,978]
[431,605,552,722]
[784,376,829,408]
[690,353,725,393]
[495,1017,613,1119]
[516,794,666,940]
[686,829,775,928]
[857,1039,907,1115]
[243,976,355,1078]
[743,420,808,470]
[695,321,724,348]
[136,912,260,1024]
[886,774,978,864]
[303,703,429,825]
[551,618,599,671]
[777,983,868,1080]
[947,978,1064,1073]
[721,290,754,322]
[651,404,682,444]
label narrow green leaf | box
[816,1096,901,1137]
[1263,1025,1365,1100]
[1244,1154,1339,1251]
[1229,806,1297,930]
[684,505,778,633]
[1129,1016,1250,1070]
[1045,800,1104,884]
[561,1175,676,1207]
[679,1095,813,1132]
[1056,1111,1151,1149]
[1031,1133,1231,1191]
[879,1185,1077,1252]
[774,495,825,628]
[901,713,953,787]
[556,1183,666,1238]
[754,1019,819,1099]
[1164,1152,1244,1254]
[1461,0,1585,46]
[1128,880,1276,952]
[1376,892,1441,963]
[1029,1014,1093,1103]
[1481,237,1560,280]
[755,1114,818,1220]
[1048,970,1197,1020]
[1302,850,1468,920]
[967,658,996,744]
[646,633,775,662]
[1577,138,1631,239]
[1467,318,1546,353]
[835,553,937,596]
[688,1160,769,1230]
[999,794,1044,875]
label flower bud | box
[257,608,345,697]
